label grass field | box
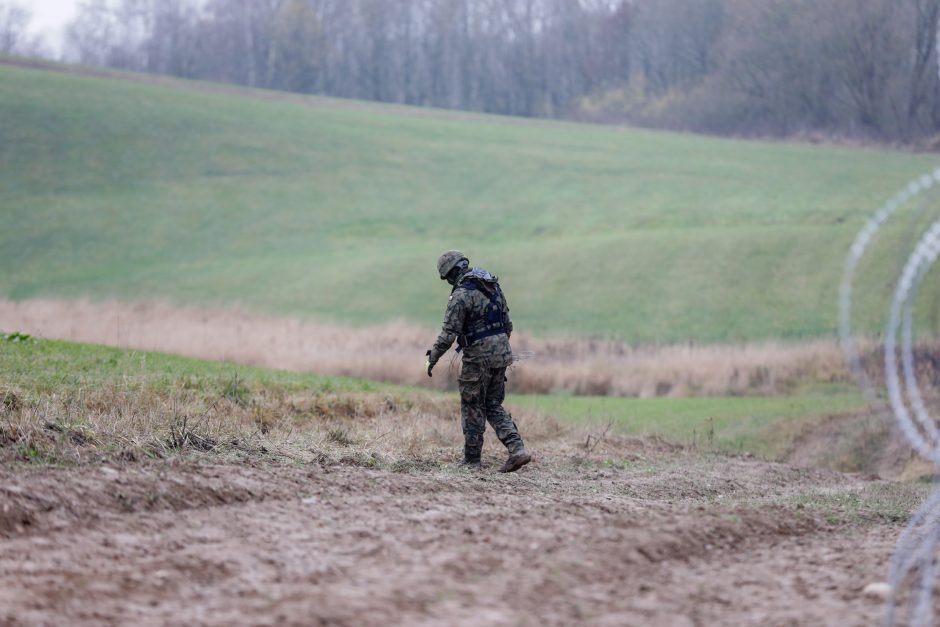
[0,334,384,397]
[2,60,940,342]
[508,392,867,459]
[0,336,870,465]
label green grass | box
[2,61,939,341]
[507,392,868,459]
[0,335,385,396]
[789,482,932,525]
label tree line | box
[3,0,940,143]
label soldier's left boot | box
[461,444,482,470]
[499,448,532,473]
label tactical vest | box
[456,268,509,347]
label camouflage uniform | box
[427,267,526,464]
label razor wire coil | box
[840,166,940,626]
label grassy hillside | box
[1,60,938,342]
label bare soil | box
[0,448,914,626]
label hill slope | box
[1,59,937,342]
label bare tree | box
[0,1,32,55]
[269,0,322,92]
[55,0,940,143]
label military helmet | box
[437,250,468,280]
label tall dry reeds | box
[0,298,860,397]
[507,337,855,397]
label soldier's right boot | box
[499,448,532,473]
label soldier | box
[425,250,532,473]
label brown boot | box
[460,459,482,470]
[499,448,532,473]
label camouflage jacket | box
[428,267,513,369]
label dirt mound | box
[0,464,316,539]
[783,411,925,479]
[0,451,921,626]
[0,500,37,537]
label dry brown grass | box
[509,336,855,396]
[0,298,863,397]
[0,379,570,469]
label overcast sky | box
[27,0,80,54]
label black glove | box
[425,350,433,377]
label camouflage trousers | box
[459,362,525,461]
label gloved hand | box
[425,350,434,377]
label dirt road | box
[0,449,911,626]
